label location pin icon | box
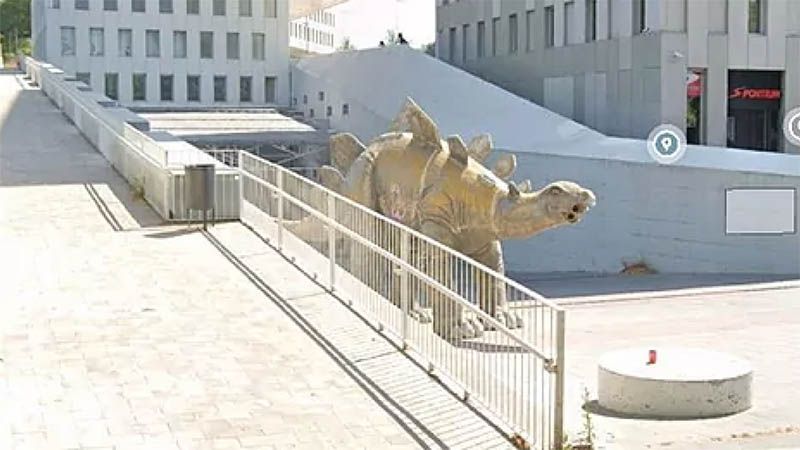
[660,136,672,153]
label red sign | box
[729,87,781,100]
[687,72,702,99]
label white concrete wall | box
[31,0,290,107]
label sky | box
[330,0,436,50]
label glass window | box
[214,76,227,102]
[132,73,146,101]
[160,75,173,101]
[265,0,277,17]
[60,26,75,56]
[173,31,187,58]
[104,73,118,100]
[564,1,573,44]
[132,0,145,13]
[545,6,554,47]
[342,104,349,115]
[633,0,646,34]
[462,24,469,62]
[265,77,276,103]
[200,32,214,58]
[213,0,225,15]
[748,0,766,34]
[586,0,597,42]
[103,0,117,11]
[240,76,252,102]
[326,106,332,117]
[226,32,239,59]
[448,27,455,62]
[318,91,324,101]
[159,0,173,13]
[146,30,160,57]
[509,14,518,54]
[74,0,88,10]
[50,0,60,8]
[476,21,485,58]
[89,27,104,56]
[240,0,252,16]
[491,17,499,56]
[118,29,132,56]
[76,72,90,86]
[309,108,315,118]
[187,0,199,14]
[252,33,265,60]
[526,10,534,51]
[187,75,201,102]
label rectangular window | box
[748,0,766,34]
[187,75,201,102]
[477,21,485,58]
[60,26,75,56]
[145,30,160,57]
[342,104,349,115]
[545,6,555,47]
[252,33,265,60]
[586,0,597,42]
[89,27,104,56]
[448,27,456,62]
[132,0,145,13]
[160,75,173,101]
[564,1,573,45]
[509,14,518,54]
[132,73,146,101]
[74,0,88,10]
[326,106,332,117]
[213,0,225,15]
[214,76,227,102]
[264,76,276,103]
[200,32,214,58]
[240,76,252,102]
[50,0,60,8]
[118,29,132,56]
[633,0,646,34]
[265,0,277,17]
[462,24,469,62]
[526,10,534,51]
[104,73,118,100]
[491,17,500,56]
[173,31,187,58]
[76,72,90,86]
[226,32,240,59]
[239,0,252,16]
[103,0,117,11]
[187,0,199,14]
[159,0,173,13]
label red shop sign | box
[729,87,781,100]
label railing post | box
[327,192,336,291]
[276,168,284,251]
[237,150,244,221]
[553,309,566,449]
[400,229,410,346]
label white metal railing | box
[236,150,565,450]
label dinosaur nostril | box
[567,213,576,221]
[572,205,580,213]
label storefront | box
[726,70,783,152]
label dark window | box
[187,75,201,102]
[226,32,240,59]
[448,27,456,62]
[309,108,315,118]
[477,21,485,58]
[104,0,118,11]
[213,0,225,15]
[132,0,145,13]
[265,77,276,103]
[240,0,252,16]
[586,0,597,42]
[748,0,765,34]
[104,73,118,100]
[200,32,214,58]
[491,18,499,56]
[544,6,554,48]
[76,72,90,86]
[160,75,173,101]
[214,76,227,102]
[633,0,646,34]
[326,106,332,117]
[342,104,349,115]
[509,14,518,54]
[132,73,146,101]
[264,0,276,17]
[303,94,307,104]
[159,0,173,13]
[74,0,88,10]
[526,10,534,51]
[187,0,199,14]
[240,76,252,102]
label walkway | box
[0,72,511,449]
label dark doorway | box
[727,70,783,152]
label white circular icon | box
[783,107,800,147]
[647,124,687,165]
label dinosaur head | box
[494,181,596,240]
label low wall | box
[24,57,240,222]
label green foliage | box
[0,0,31,57]
[421,42,435,56]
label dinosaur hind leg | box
[471,241,523,330]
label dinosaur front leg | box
[419,222,483,340]
[471,241,523,329]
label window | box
[303,94,307,104]
[160,75,173,101]
[74,0,88,10]
[187,0,199,14]
[132,73,146,101]
[318,91,324,101]
[586,0,597,42]
[104,73,118,100]
[462,24,469,62]
[448,27,456,62]
[76,72,90,86]
[491,18,500,56]
[132,0,145,13]
[240,0,252,16]
[265,0,277,17]
[342,104,349,115]
[187,75,201,102]
[564,1,573,45]
[509,14,518,54]
[213,0,225,15]
[477,21,485,58]
[633,0,646,34]
[265,77,276,103]
[60,26,75,56]
[89,27,104,56]
[226,33,240,59]
[748,0,766,34]
[103,0,117,11]
[146,30,160,57]
[214,76,227,102]
[252,33,265,60]
[173,31,187,58]
[200,32,214,58]
[159,0,173,13]
[326,106,332,117]
[544,6,554,47]
[309,108,315,118]
[118,29,132,56]
[526,10,534,51]
[240,76,252,102]
[50,0,60,8]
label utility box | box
[184,164,216,229]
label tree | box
[0,0,31,59]
[338,36,356,51]
[420,42,435,57]
[384,29,400,45]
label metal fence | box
[236,151,565,450]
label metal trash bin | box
[185,164,216,229]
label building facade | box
[289,8,338,56]
[31,0,290,107]
[436,0,800,153]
